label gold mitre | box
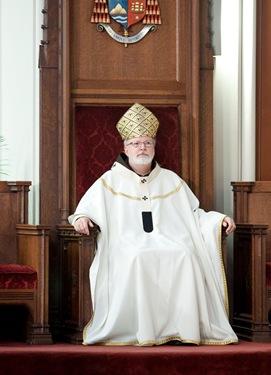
[116,103,159,140]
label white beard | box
[129,154,152,166]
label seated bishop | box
[69,103,238,346]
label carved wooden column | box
[231,181,254,223]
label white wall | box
[214,0,256,214]
[0,0,43,223]
[214,0,241,215]
[213,0,256,313]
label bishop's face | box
[124,136,156,166]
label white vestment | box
[69,157,238,346]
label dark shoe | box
[164,340,183,346]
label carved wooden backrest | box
[0,181,31,263]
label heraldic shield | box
[91,1,162,45]
[108,0,146,30]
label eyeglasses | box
[126,141,155,148]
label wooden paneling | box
[39,0,63,337]
[70,1,187,97]
[199,1,215,209]
[231,181,271,341]
[233,223,270,342]
[256,0,271,180]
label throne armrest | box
[16,224,51,272]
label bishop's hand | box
[74,216,94,235]
[222,216,236,235]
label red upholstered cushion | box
[0,264,37,289]
[266,262,271,288]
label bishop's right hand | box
[74,217,94,235]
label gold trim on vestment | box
[100,178,184,201]
[100,178,141,200]
[83,335,238,346]
[218,216,229,317]
[150,180,184,200]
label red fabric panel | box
[0,264,37,289]
[266,262,271,287]
[75,106,180,202]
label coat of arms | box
[91,0,162,46]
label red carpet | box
[0,340,271,375]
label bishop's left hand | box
[222,216,236,235]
